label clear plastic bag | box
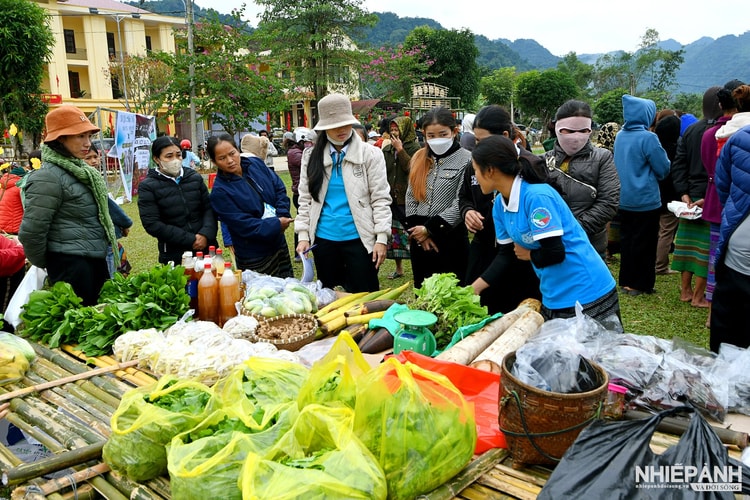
[512,343,601,394]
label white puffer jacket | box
[295,134,392,252]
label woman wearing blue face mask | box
[406,106,471,288]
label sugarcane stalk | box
[1,442,105,486]
[9,462,109,495]
[417,448,509,500]
[104,471,166,500]
[8,398,93,448]
[1,360,139,404]
[4,412,63,453]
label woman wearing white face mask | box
[295,93,392,292]
[406,106,471,288]
[541,100,620,259]
[138,136,218,265]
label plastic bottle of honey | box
[198,261,219,323]
[219,261,240,326]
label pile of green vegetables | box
[409,273,488,350]
[18,265,190,356]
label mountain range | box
[361,12,750,95]
[128,2,750,95]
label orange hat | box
[44,105,100,143]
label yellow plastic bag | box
[102,376,213,481]
[353,357,477,499]
[296,332,370,409]
[0,343,30,386]
[240,404,386,499]
[168,402,299,500]
[210,356,309,427]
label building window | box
[107,32,116,59]
[145,35,152,53]
[64,29,76,54]
[68,71,81,98]
[111,76,122,99]
[328,65,349,85]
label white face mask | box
[427,137,454,156]
[326,129,353,146]
[159,158,182,177]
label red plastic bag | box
[393,351,506,452]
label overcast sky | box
[192,0,749,56]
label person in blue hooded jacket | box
[613,95,671,296]
[207,133,294,278]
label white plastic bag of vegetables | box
[353,357,477,499]
[240,404,387,500]
[102,376,213,482]
[167,402,299,500]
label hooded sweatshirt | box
[613,95,671,211]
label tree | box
[359,44,433,102]
[557,52,595,98]
[405,26,481,109]
[166,10,288,136]
[593,88,627,125]
[253,0,377,100]
[106,54,174,117]
[671,92,703,117]
[515,70,578,130]
[0,0,54,153]
[480,67,516,107]
[593,29,684,97]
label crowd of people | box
[2,82,750,354]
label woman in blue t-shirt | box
[471,135,622,330]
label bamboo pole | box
[7,398,94,448]
[88,475,129,500]
[418,448,509,500]
[17,395,105,445]
[623,409,749,449]
[31,356,124,408]
[53,484,97,500]
[0,360,141,404]
[9,462,109,495]
[39,391,111,437]
[2,442,105,486]
[4,412,64,453]
[144,475,172,499]
[105,471,168,500]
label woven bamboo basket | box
[499,351,608,469]
[248,313,319,352]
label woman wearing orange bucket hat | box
[19,105,117,305]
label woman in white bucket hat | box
[294,93,392,292]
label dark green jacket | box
[19,162,109,268]
[382,116,421,206]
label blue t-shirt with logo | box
[493,177,615,310]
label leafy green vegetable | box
[409,273,488,349]
[18,281,83,346]
[148,386,211,415]
[279,449,331,470]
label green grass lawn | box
[120,170,710,349]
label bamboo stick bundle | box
[4,412,64,453]
[97,354,157,386]
[419,448,509,500]
[105,470,168,500]
[7,398,97,448]
[1,442,105,486]
[29,356,124,405]
[37,391,111,438]
[61,348,155,387]
[32,344,132,398]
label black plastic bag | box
[538,406,748,499]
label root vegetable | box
[469,359,501,374]
[435,299,541,365]
[471,309,544,365]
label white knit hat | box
[313,93,359,131]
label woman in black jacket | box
[138,136,218,265]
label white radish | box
[436,299,541,365]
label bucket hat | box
[313,93,359,131]
[44,105,100,143]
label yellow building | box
[35,0,183,128]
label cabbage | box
[0,333,36,362]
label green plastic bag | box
[240,404,387,500]
[296,332,371,410]
[167,402,299,500]
[354,357,477,499]
[210,356,309,426]
[102,376,213,481]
